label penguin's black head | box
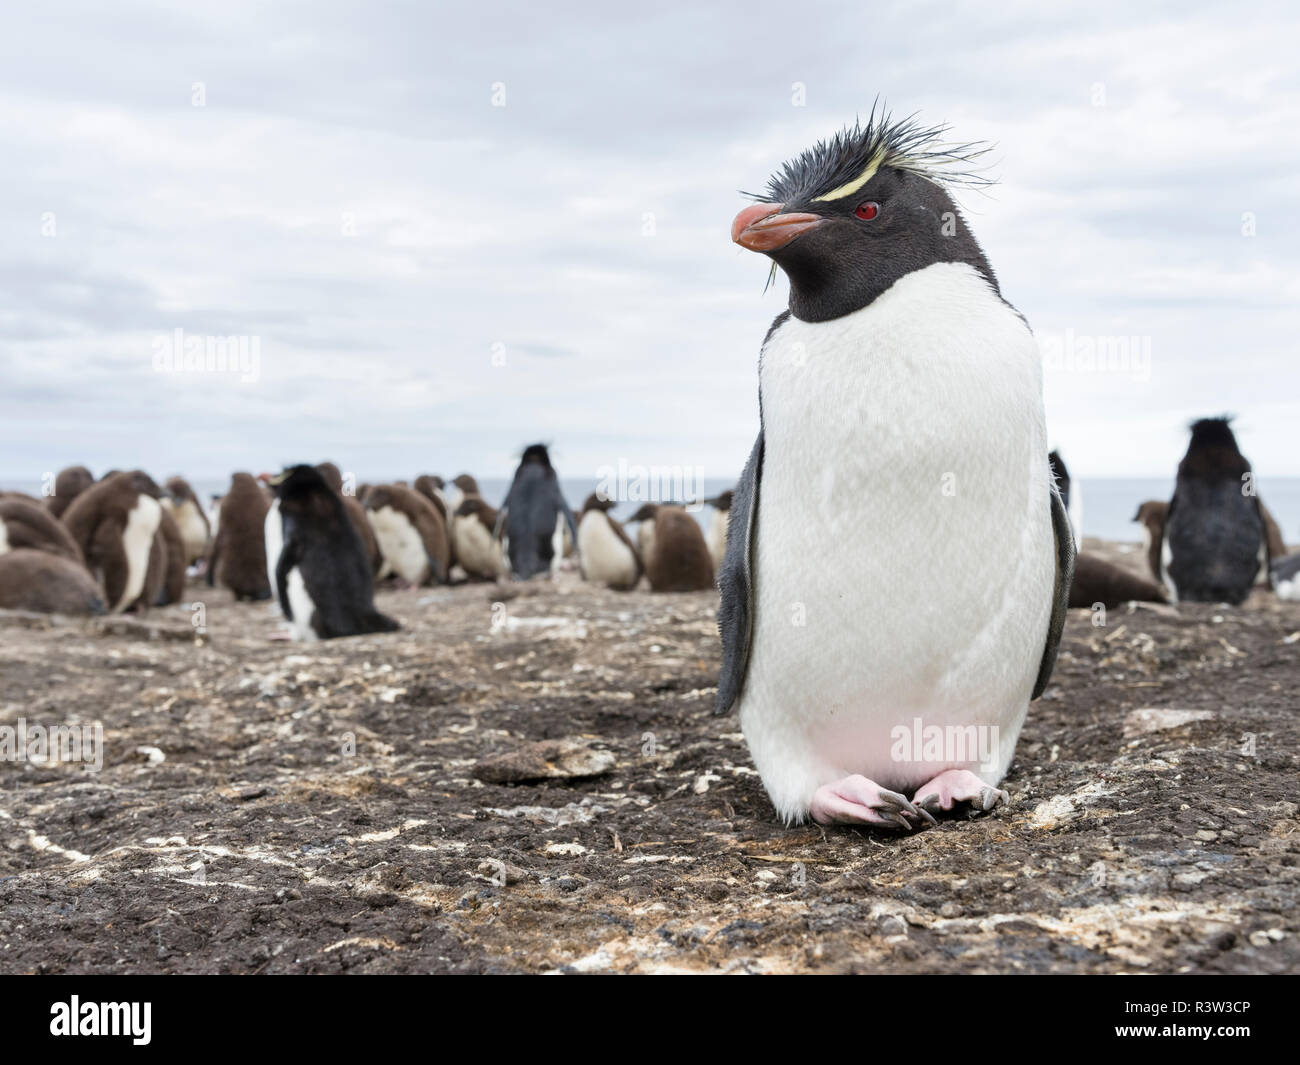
[704,490,734,511]
[519,444,553,468]
[269,464,328,501]
[734,107,999,322]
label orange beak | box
[731,202,823,252]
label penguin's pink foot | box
[267,628,293,642]
[913,769,1008,817]
[811,775,937,830]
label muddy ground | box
[0,539,1296,974]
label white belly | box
[453,515,507,578]
[172,500,209,563]
[264,500,283,598]
[738,262,1055,822]
[578,511,639,589]
[285,566,318,641]
[0,520,9,554]
[116,494,163,613]
[368,506,427,584]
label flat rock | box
[474,739,615,784]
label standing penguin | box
[452,496,509,580]
[498,444,578,580]
[577,494,642,591]
[702,490,733,574]
[364,484,450,586]
[718,108,1073,828]
[148,507,187,606]
[316,462,383,575]
[207,472,272,601]
[1133,500,1168,583]
[162,476,211,565]
[629,503,714,592]
[62,470,166,614]
[268,465,400,641]
[1163,417,1265,604]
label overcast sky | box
[1,0,1296,488]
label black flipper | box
[715,431,763,715]
[275,529,299,622]
[1031,480,1076,700]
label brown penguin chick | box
[206,472,272,601]
[629,503,715,592]
[0,549,106,615]
[577,494,642,591]
[452,474,481,498]
[1132,500,1168,582]
[150,507,187,606]
[62,470,165,613]
[413,475,450,522]
[452,496,508,580]
[315,462,382,574]
[1068,552,1167,609]
[365,484,450,586]
[0,497,84,563]
[162,476,211,565]
[45,465,95,519]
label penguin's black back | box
[504,447,567,580]
[1166,419,1262,604]
[277,467,398,637]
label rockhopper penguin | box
[717,107,1074,828]
[269,465,400,641]
[498,444,578,580]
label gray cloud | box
[0,0,1296,491]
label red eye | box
[855,201,880,221]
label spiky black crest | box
[746,101,995,205]
[1188,416,1240,445]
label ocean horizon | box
[5,474,1297,546]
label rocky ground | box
[0,539,1296,974]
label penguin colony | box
[1,108,1295,831]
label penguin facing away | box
[62,470,166,614]
[268,465,400,641]
[1163,418,1263,604]
[316,462,383,575]
[45,465,95,519]
[498,444,578,580]
[629,503,714,592]
[207,472,272,601]
[718,107,1074,828]
[577,494,642,591]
